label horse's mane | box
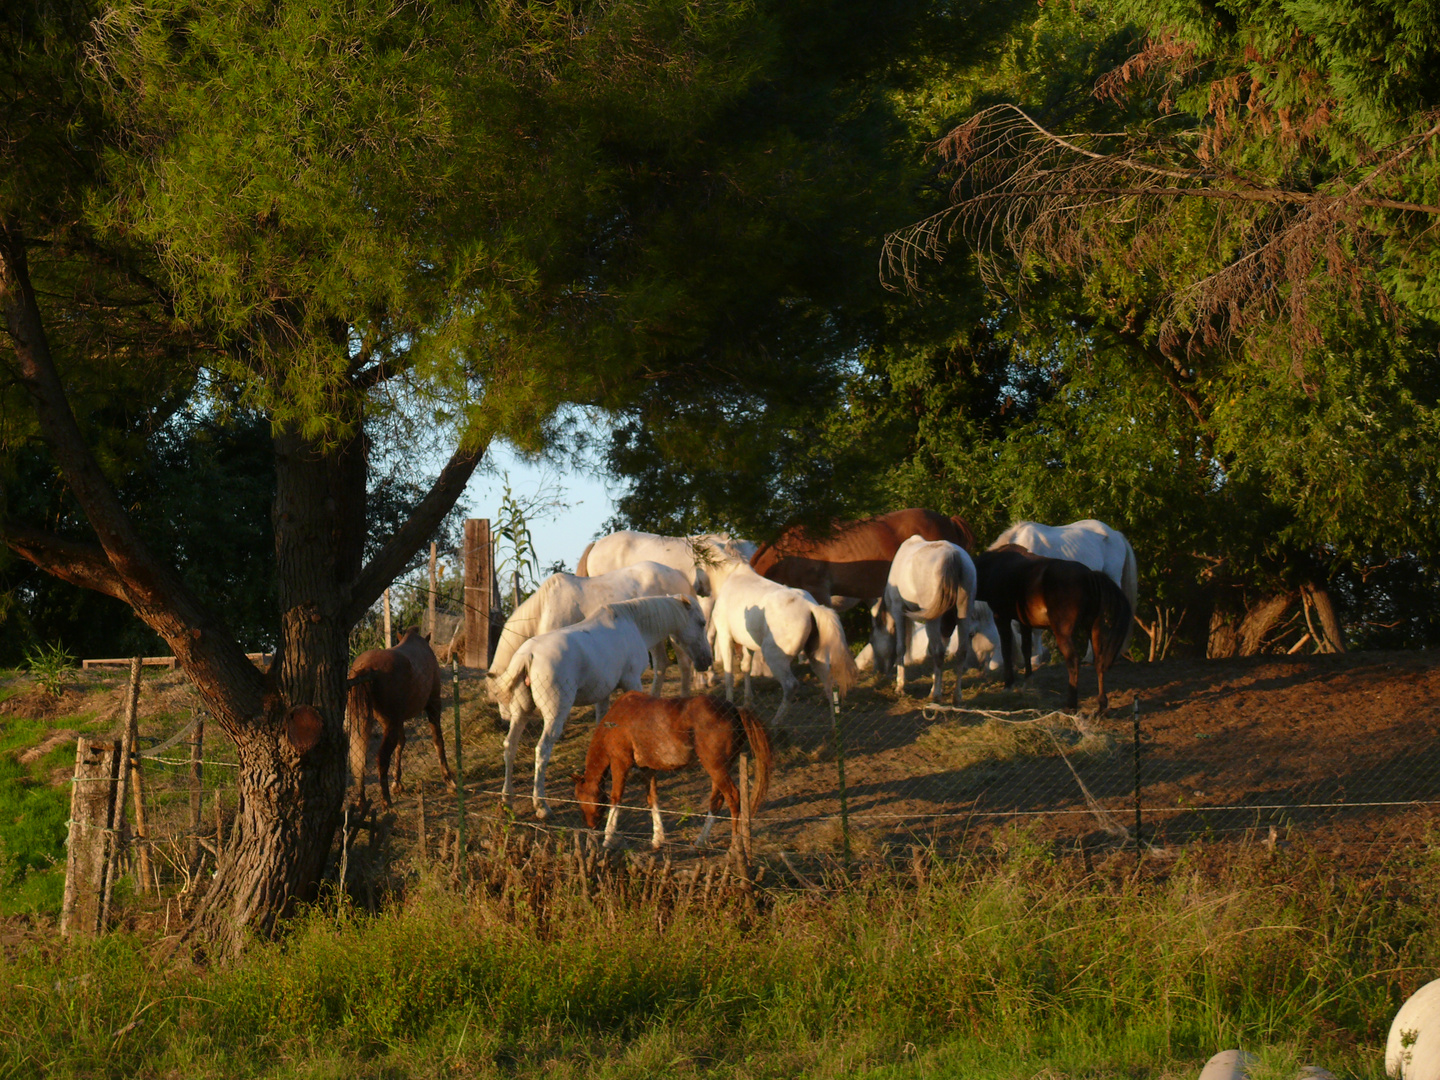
[605,595,691,640]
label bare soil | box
[379,649,1440,873]
[13,649,1440,882]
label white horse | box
[856,601,1047,680]
[487,563,701,710]
[868,537,976,702]
[989,519,1139,651]
[489,595,713,820]
[576,529,752,596]
[707,559,859,728]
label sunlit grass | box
[0,835,1427,1079]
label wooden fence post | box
[61,738,121,937]
[383,587,393,648]
[463,518,492,669]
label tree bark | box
[1302,583,1347,653]
[1206,608,1239,659]
[1237,594,1292,656]
[3,223,487,950]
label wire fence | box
[49,607,1440,934]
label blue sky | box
[463,443,619,575]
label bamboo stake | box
[428,542,438,639]
[100,664,140,930]
[121,658,152,894]
[452,657,466,885]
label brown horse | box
[571,692,772,850]
[347,628,456,808]
[750,507,976,607]
[972,545,1131,716]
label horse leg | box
[501,706,531,811]
[1019,625,1035,679]
[1051,616,1081,712]
[532,693,575,820]
[742,648,756,708]
[676,644,695,696]
[998,609,1017,690]
[648,773,666,850]
[1091,618,1110,717]
[928,617,948,703]
[424,697,457,790]
[604,760,628,849]
[391,723,406,796]
[376,720,402,809]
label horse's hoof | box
[535,806,551,821]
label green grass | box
[2,835,1434,1079]
[0,718,74,917]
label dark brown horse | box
[972,545,1131,715]
[571,692,772,850]
[750,507,976,606]
[347,628,456,808]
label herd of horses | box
[345,509,1138,851]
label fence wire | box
[53,622,1440,917]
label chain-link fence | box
[53,608,1440,932]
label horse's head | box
[670,595,713,672]
[967,601,1003,676]
[571,771,603,829]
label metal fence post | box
[1133,697,1143,865]
[829,689,852,866]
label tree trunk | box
[1237,594,1292,656]
[1207,608,1239,658]
[1302,583,1347,653]
[184,423,365,953]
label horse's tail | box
[922,547,967,621]
[736,704,772,815]
[809,603,859,698]
[948,513,976,552]
[1093,573,1132,671]
[489,579,554,676]
[1119,536,1139,654]
[487,646,531,708]
[576,541,595,577]
[346,677,378,789]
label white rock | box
[1389,978,1440,1079]
[1199,1050,1257,1080]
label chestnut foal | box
[572,692,772,850]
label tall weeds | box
[1,834,1432,1079]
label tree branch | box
[2,524,128,601]
[345,436,489,624]
[0,225,264,721]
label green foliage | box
[0,719,71,916]
[0,846,1431,1076]
[23,643,75,699]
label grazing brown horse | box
[749,507,976,607]
[347,628,456,808]
[972,545,1131,716]
[571,692,772,850]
